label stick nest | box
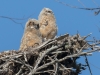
[0,33,99,75]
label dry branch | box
[54,0,100,15]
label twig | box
[90,62,100,70]
[54,0,100,11]
[92,0,99,7]
[17,58,33,71]
[29,45,62,75]
[78,0,86,7]
[30,49,98,75]
[15,65,24,75]
[54,0,79,9]
[35,70,54,74]
[34,48,100,73]
[85,55,93,75]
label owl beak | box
[31,26,34,28]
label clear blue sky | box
[0,0,100,75]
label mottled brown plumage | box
[19,19,42,51]
[38,8,57,40]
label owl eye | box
[29,22,34,25]
[34,24,39,29]
[32,22,34,25]
[46,10,51,13]
[47,11,51,13]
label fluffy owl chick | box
[19,19,42,51]
[38,8,57,40]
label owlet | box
[38,8,57,40]
[19,19,42,51]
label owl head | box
[40,7,54,15]
[25,19,39,31]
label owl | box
[19,19,43,51]
[38,8,57,40]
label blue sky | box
[0,0,100,75]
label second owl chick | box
[38,8,57,40]
[19,19,43,51]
